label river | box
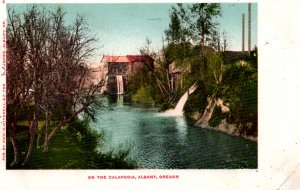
[90,95,257,169]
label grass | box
[17,120,46,130]
[7,120,136,169]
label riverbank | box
[196,120,257,142]
[90,97,257,168]
[6,119,136,169]
[187,111,257,142]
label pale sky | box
[7,3,257,65]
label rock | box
[217,98,230,113]
[190,111,201,120]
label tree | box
[139,38,171,104]
[190,3,222,47]
[165,9,181,43]
[165,4,193,44]
[7,5,104,165]
[195,51,224,125]
[7,8,29,165]
[139,37,152,56]
[164,3,222,78]
[164,3,194,61]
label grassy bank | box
[6,120,136,169]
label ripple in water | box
[91,96,257,169]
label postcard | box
[0,0,299,190]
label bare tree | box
[7,5,104,165]
[7,8,30,166]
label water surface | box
[91,95,257,169]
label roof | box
[126,55,154,62]
[102,56,129,63]
[223,51,244,63]
[101,55,153,63]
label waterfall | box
[116,75,124,94]
[117,94,124,104]
[163,83,197,116]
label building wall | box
[106,62,135,94]
[101,55,154,94]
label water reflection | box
[174,117,187,145]
[117,94,124,105]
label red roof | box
[102,55,153,63]
[126,55,154,62]
[101,56,129,63]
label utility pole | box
[242,13,245,53]
[248,3,251,55]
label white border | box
[0,0,6,172]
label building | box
[222,51,244,64]
[168,50,250,92]
[100,55,154,94]
[168,61,191,92]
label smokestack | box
[242,14,245,53]
[248,3,251,55]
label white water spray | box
[163,83,197,116]
[116,75,124,94]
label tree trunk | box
[195,96,217,126]
[8,122,18,166]
[36,124,46,148]
[166,70,171,92]
[43,105,87,152]
[37,112,51,148]
[23,118,38,165]
[195,84,221,127]
[155,79,166,100]
[43,121,62,152]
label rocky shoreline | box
[188,111,257,142]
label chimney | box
[248,3,251,55]
[242,14,245,53]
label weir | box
[163,83,197,116]
[116,75,124,94]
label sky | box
[7,3,257,65]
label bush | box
[184,81,209,113]
[209,106,224,127]
[132,86,155,105]
[7,119,136,169]
[219,63,257,136]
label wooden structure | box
[101,55,154,94]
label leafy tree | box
[220,54,258,136]
[190,3,222,47]
[165,4,193,44]
[165,9,181,43]
[163,3,222,92]
[164,3,257,138]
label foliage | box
[190,3,222,46]
[127,38,173,106]
[7,119,136,169]
[165,4,193,44]
[219,63,257,136]
[163,42,194,65]
[7,5,104,165]
[164,3,257,138]
[129,3,222,107]
[209,106,224,127]
[132,86,155,105]
[238,46,258,68]
[165,3,222,47]
[183,81,209,113]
